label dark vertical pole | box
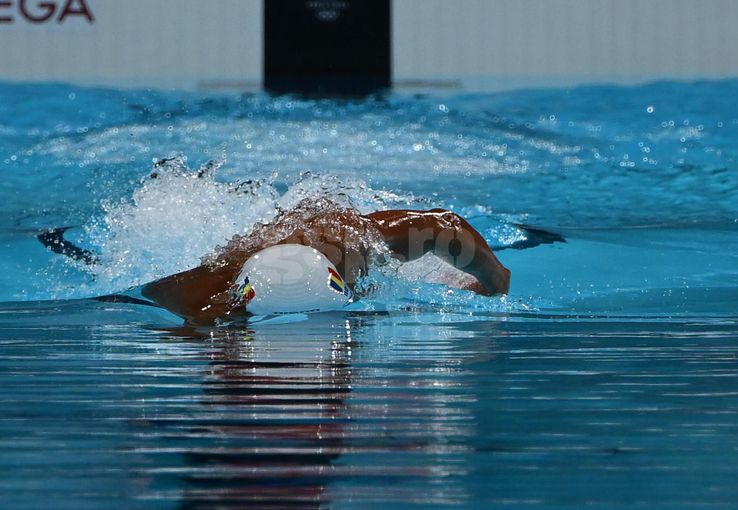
[264,0,391,96]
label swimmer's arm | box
[365,209,510,296]
[140,262,242,324]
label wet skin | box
[141,206,510,324]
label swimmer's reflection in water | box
[139,198,511,324]
[145,317,483,509]
[168,325,354,510]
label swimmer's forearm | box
[366,209,510,295]
[431,212,510,295]
[469,246,511,295]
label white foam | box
[36,157,517,315]
[77,159,426,296]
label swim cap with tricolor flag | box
[228,243,353,315]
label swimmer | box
[136,199,511,323]
[39,196,563,324]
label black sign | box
[264,0,391,96]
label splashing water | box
[83,157,278,291]
[42,156,510,315]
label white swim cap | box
[229,244,352,315]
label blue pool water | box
[1,80,738,508]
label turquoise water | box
[1,80,738,508]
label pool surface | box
[1,80,738,509]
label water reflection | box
[8,299,738,508]
[137,314,491,509]
[144,322,349,509]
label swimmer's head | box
[228,243,352,315]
